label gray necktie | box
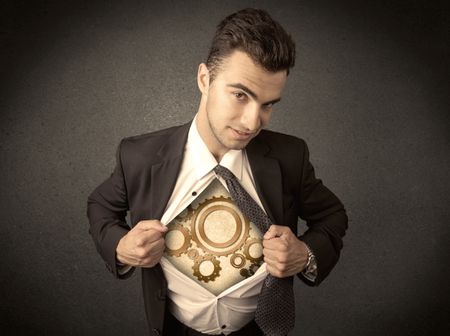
[214,165,295,336]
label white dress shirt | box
[159,117,268,335]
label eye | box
[262,103,273,110]
[233,92,247,100]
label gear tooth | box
[243,238,263,263]
[165,223,191,257]
[230,252,246,268]
[192,254,221,283]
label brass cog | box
[192,254,222,283]
[230,253,246,268]
[164,223,191,257]
[190,196,250,256]
[239,262,261,279]
[243,238,264,263]
[174,206,195,223]
[249,262,260,275]
[187,248,199,260]
[240,268,251,278]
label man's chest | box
[163,178,265,295]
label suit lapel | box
[246,135,284,225]
[149,122,191,219]
[147,123,283,224]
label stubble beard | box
[206,110,248,154]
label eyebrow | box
[226,83,282,106]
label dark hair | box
[206,8,296,82]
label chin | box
[227,140,251,151]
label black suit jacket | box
[87,121,347,336]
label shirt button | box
[221,325,226,329]
[192,191,197,196]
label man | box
[87,8,347,336]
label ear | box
[197,63,210,95]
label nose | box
[241,105,261,132]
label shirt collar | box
[188,116,244,181]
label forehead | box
[214,51,287,97]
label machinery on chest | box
[164,179,264,295]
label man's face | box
[197,50,287,160]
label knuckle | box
[157,238,166,249]
[275,253,285,263]
[156,245,164,254]
[149,241,165,255]
[135,237,145,247]
[278,255,287,263]
[136,247,148,258]
[135,220,147,228]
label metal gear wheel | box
[239,262,261,279]
[249,262,260,274]
[240,268,251,278]
[164,223,191,257]
[174,205,195,223]
[190,196,250,256]
[192,254,222,283]
[243,238,264,263]
[187,248,199,261]
[230,253,246,268]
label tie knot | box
[213,165,235,181]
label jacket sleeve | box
[297,139,348,286]
[87,139,135,278]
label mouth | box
[230,128,256,141]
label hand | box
[116,220,168,268]
[262,224,309,278]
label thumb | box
[264,224,284,239]
[134,220,168,233]
[264,224,290,239]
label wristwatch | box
[303,244,318,281]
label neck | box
[195,103,227,163]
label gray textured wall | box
[1,1,449,335]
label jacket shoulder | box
[117,122,191,164]
[122,124,186,144]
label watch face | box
[304,250,317,275]
[164,179,264,295]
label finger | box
[141,255,163,268]
[132,238,165,262]
[263,252,278,265]
[134,229,166,246]
[263,247,288,263]
[134,220,168,233]
[265,254,294,274]
[266,263,285,278]
[141,249,165,268]
[263,224,290,240]
[145,238,166,256]
[262,237,288,251]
